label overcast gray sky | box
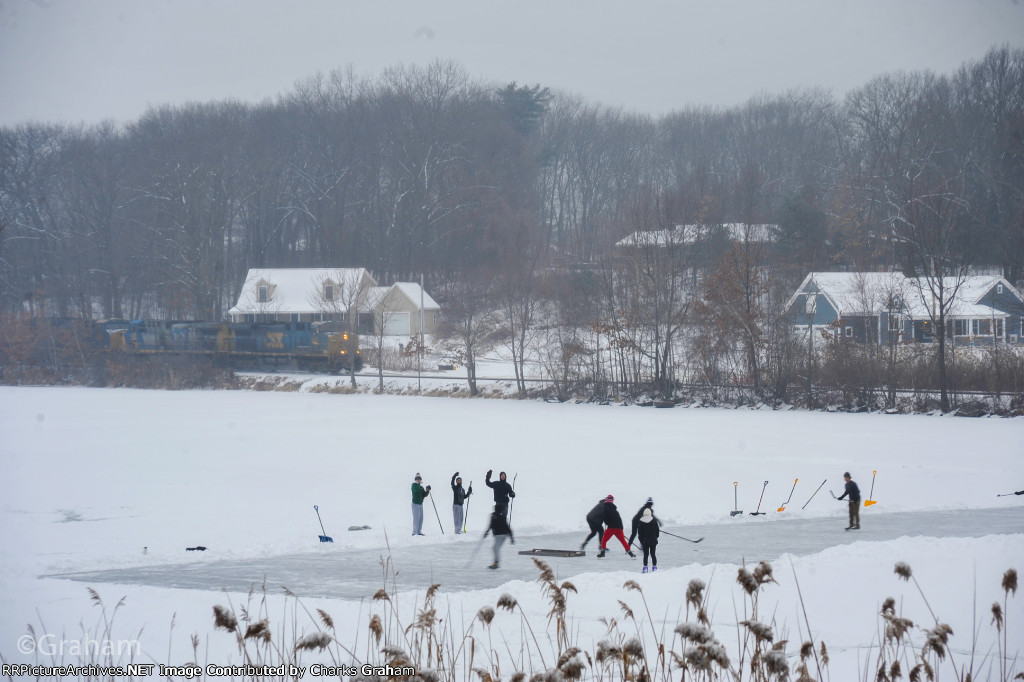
[1,0,1022,127]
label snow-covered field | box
[1,386,1022,680]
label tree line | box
[2,48,1023,407]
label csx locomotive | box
[96,319,362,373]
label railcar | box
[100,319,361,373]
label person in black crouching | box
[581,498,605,550]
[597,495,636,559]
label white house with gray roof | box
[228,268,440,337]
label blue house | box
[786,272,1024,345]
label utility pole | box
[806,277,816,408]
[418,273,424,394]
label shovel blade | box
[864,500,876,507]
[777,506,787,512]
[319,535,334,543]
[730,510,743,516]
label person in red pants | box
[597,495,636,558]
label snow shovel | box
[749,481,768,515]
[463,480,472,532]
[997,490,1024,497]
[730,481,743,516]
[314,505,333,543]
[801,478,827,510]
[777,478,798,512]
[864,470,878,507]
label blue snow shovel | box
[314,505,333,542]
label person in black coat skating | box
[483,505,515,568]
[485,470,515,516]
[628,497,661,547]
[581,499,605,549]
[597,495,636,558]
[636,507,660,572]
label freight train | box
[95,319,362,373]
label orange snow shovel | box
[777,478,798,512]
[864,470,878,507]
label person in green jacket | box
[411,473,431,536]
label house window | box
[954,319,969,336]
[997,284,1003,294]
[324,284,335,301]
[258,285,268,303]
[845,326,853,338]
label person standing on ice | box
[837,472,861,530]
[627,497,661,547]
[451,472,473,534]
[597,495,636,558]
[485,470,515,517]
[636,507,660,572]
[580,498,606,550]
[411,474,431,536]
[483,505,514,569]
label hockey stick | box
[662,529,703,544]
[463,481,472,532]
[801,479,827,510]
[730,481,743,516]
[508,473,518,523]
[313,505,333,543]
[750,481,768,515]
[429,493,445,534]
[997,490,1024,497]
[864,470,878,507]
[777,478,798,512]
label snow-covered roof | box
[789,272,907,316]
[357,282,440,313]
[228,268,376,315]
[906,276,1018,318]
[790,272,1019,319]
[391,282,440,310]
[616,223,778,248]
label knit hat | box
[640,508,654,523]
[646,497,654,505]
[843,472,851,478]
[605,494,614,502]
[415,473,422,481]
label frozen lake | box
[53,506,1021,600]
